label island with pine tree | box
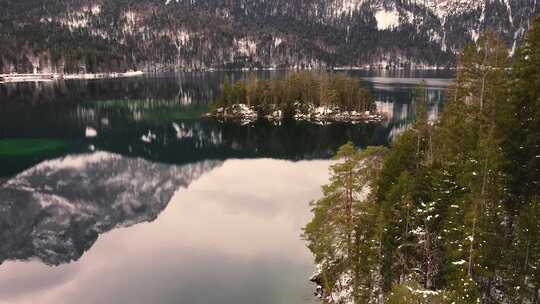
[204,72,386,124]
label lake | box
[0,70,452,304]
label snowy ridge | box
[426,0,484,19]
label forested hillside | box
[304,17,540,304]
[0,0,538,73]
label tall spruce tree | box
[304,143,386,303]
[503,16,540,304]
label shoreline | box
[204,103,387,125]
[146,65,455,73]
[0,71,144,83]
[0,66,454,84]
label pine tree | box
[434,31,510,303]
[502,16,540,304]
[219,75,233,107]
[303,143,386,304]
[504,16,540,208]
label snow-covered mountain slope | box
[0,0,538,73]
[426,0,484,18]
[0,152,222,265]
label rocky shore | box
[204,103,386,124]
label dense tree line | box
[304,17,540,304]
[213,72,376,117]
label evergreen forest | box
[212,72,376,118]
[304,16,540,304]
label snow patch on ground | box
[235,38,257,56]
[63,16,89,29]
[90,4,101,15]
[178,30,190,45]
[208,103,385,124]
[274,37,283,48]
[62,71,143,80]
[426,0,484,20]
[334,0,361,15]
[375,9,400,31]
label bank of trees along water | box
[304,18,540,304]
[211,72,376,119]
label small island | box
[205,72,386,124]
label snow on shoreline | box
[0,71,144,83]
[206,103,387,125]
[63,70,144,80]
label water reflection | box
[0,71,450,142]
[0,152,222,265]
[0,72,452,303]
[0,159,330,304]
[0,73,223,106]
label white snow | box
[90,4,101,15]
[141,131,157,143]
[334,0,360,15]
[274,37,283,48]
[172,122,181,137]
[176,30,190,46]
[235,38,257,56]
[63,71,143,80]
[375,9,400,31]
[425,0,484,20]
[125,11,137,24]
[172,122,194,139]
[66,17,88,29]
[330,272,354,303]
[406,286,441,296]
[411,227,426,235]
[85,127,98,138]
[122,71,144,77]
[470,29,480,42]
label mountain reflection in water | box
[0,71,452,304]
[0,159,330,304]
[0,152,222,265]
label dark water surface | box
[0,70,451,304]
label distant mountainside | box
[0,0,538,73]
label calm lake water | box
[0,70,452,304]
